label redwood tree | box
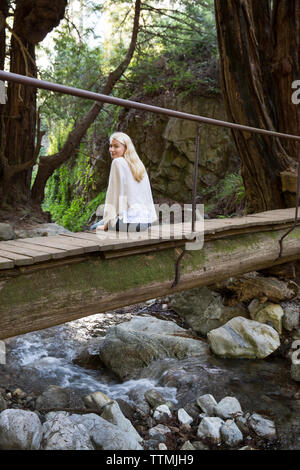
[0,0,67,208]
[214,0,300,212]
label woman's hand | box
[97,222,109,231]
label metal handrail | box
[1,70,300,141]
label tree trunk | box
[0,0,67,208]
[3,23,37,205]
[31,0,142,205]
[214,0,296,213]
[0,0,9,192]
[271,0,300,158]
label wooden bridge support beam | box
[0,227,300,339]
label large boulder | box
[207,316,280,359]
[0,409,43,450]
[100,401,143,443]
[69,413,143,450]
[35,385,84,410]
[42,413,94,450]
[0,223,16,241]
[170,287,248,336]
[98,316,210,380]
[14,223,72,239]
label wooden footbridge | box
[0,207,300,340]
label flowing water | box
[0,311,178,406]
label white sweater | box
[102,157,158,225]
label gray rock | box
[180,440,196,450]
[192,441,210,450]
[159,443,168,450]
[128,389,150,418]
[283,305,300,332]
[197,417,224,444]
[220,420,243,447]
[144,389,167,409]
[72,338,104,368]
[100,400,143,443]
[207,316,280,359]
[36,385,84,410]
[83,391,112,410]
[197,394,217,415]
[183,401,203,420]
[214,397,243,419]
[170,287,248,336]
[153,404,172,420]
[149,424,171,439]
[45,411,69,420]
[247,413,276,439]
[0,409,43,450]
[0,223,16,241]
[0,394,7,412]
[248,300,284,334]
[116,399,136,420]
[69,413,143,450]
[14,223,72,239]
[235,415,249,434]
[178,408,193,425]
[42,414,93,450]
[144,439,159,450]
[98,316,210,380]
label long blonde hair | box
[109,132,145,183]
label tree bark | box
[214,0,296,213]
[0,0,67,207]
[31,0,142,204]
[271,0,300,158]
[0,0,9,191]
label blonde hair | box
[109,132,145,183]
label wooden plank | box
[20,237,85,255]
[53,235,100,252]
[2,240,70,259]
[0,257,14,269]
[204,222,298,241]
[102,239,186,259]
[0,242,51,263]
[0,249,33,266]
[61,232,105,241]
[203,215,300,234]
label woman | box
[94,132,157,232]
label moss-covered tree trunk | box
[214,0,298,213]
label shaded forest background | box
[0,0,299,231]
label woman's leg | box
[109,218,151,233]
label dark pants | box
[108,218,151,232]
